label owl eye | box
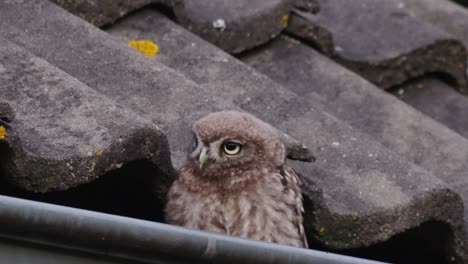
[223,141,242,155]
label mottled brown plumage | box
[165,111,308,248]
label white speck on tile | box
[334,46,343,52]
[213,19,226,31]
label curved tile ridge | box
[50,0,294,54]
[285,0,468,94]
[301,174,466,261]
[50,0,185,27]
[0,40,174,193]
[177,0,294,54]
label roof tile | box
[285,0,468,93]
[0,39,172,192]
[242,36,468,260]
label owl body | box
[165,111,307,248]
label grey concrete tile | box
[50,0,183,27]
[241,36,468,260]
[0,39,172,193]
[0,1,310,176]
[285,0,468,94]
[51,0,293,54]
[386,0,468,47]
[178,0,293,53]
[393,78,468,140]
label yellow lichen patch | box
[0,126,6,141]
[319,227,326,234]
[128,40,159,58]
[416,83,424,89]
[282,15,289,28]
[95,150,103,157]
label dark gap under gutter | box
[0,195,387,264]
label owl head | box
[189,111,286,178]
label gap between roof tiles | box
[284,0,468,95]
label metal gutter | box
[0,195,387,264]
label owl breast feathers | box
[165,111,308,248]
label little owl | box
[165,111,308,248]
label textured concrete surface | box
[50,0,184,27]
[0,0,311,178]
[179,0,294,53]
[392,78,468,140]
[382,0,468,149]
[242,36,468,261]
[52,0,294,54]
[387,0,468,47]
[0,39,172,193]
[107,10,465,256]
[285,0,468,94]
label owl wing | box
[282,165,309,248]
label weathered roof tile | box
[0,0,310,183]
[241,36,468,261]
[0,39,172,192]
[394,78,468,140]
[50,0,183,27]
[178,0,294,53]
[285,0,468,93]
[389,0,468,47]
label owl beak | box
[198,147,209,169]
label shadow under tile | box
[314,220,456,264]
[0,159,170,223]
